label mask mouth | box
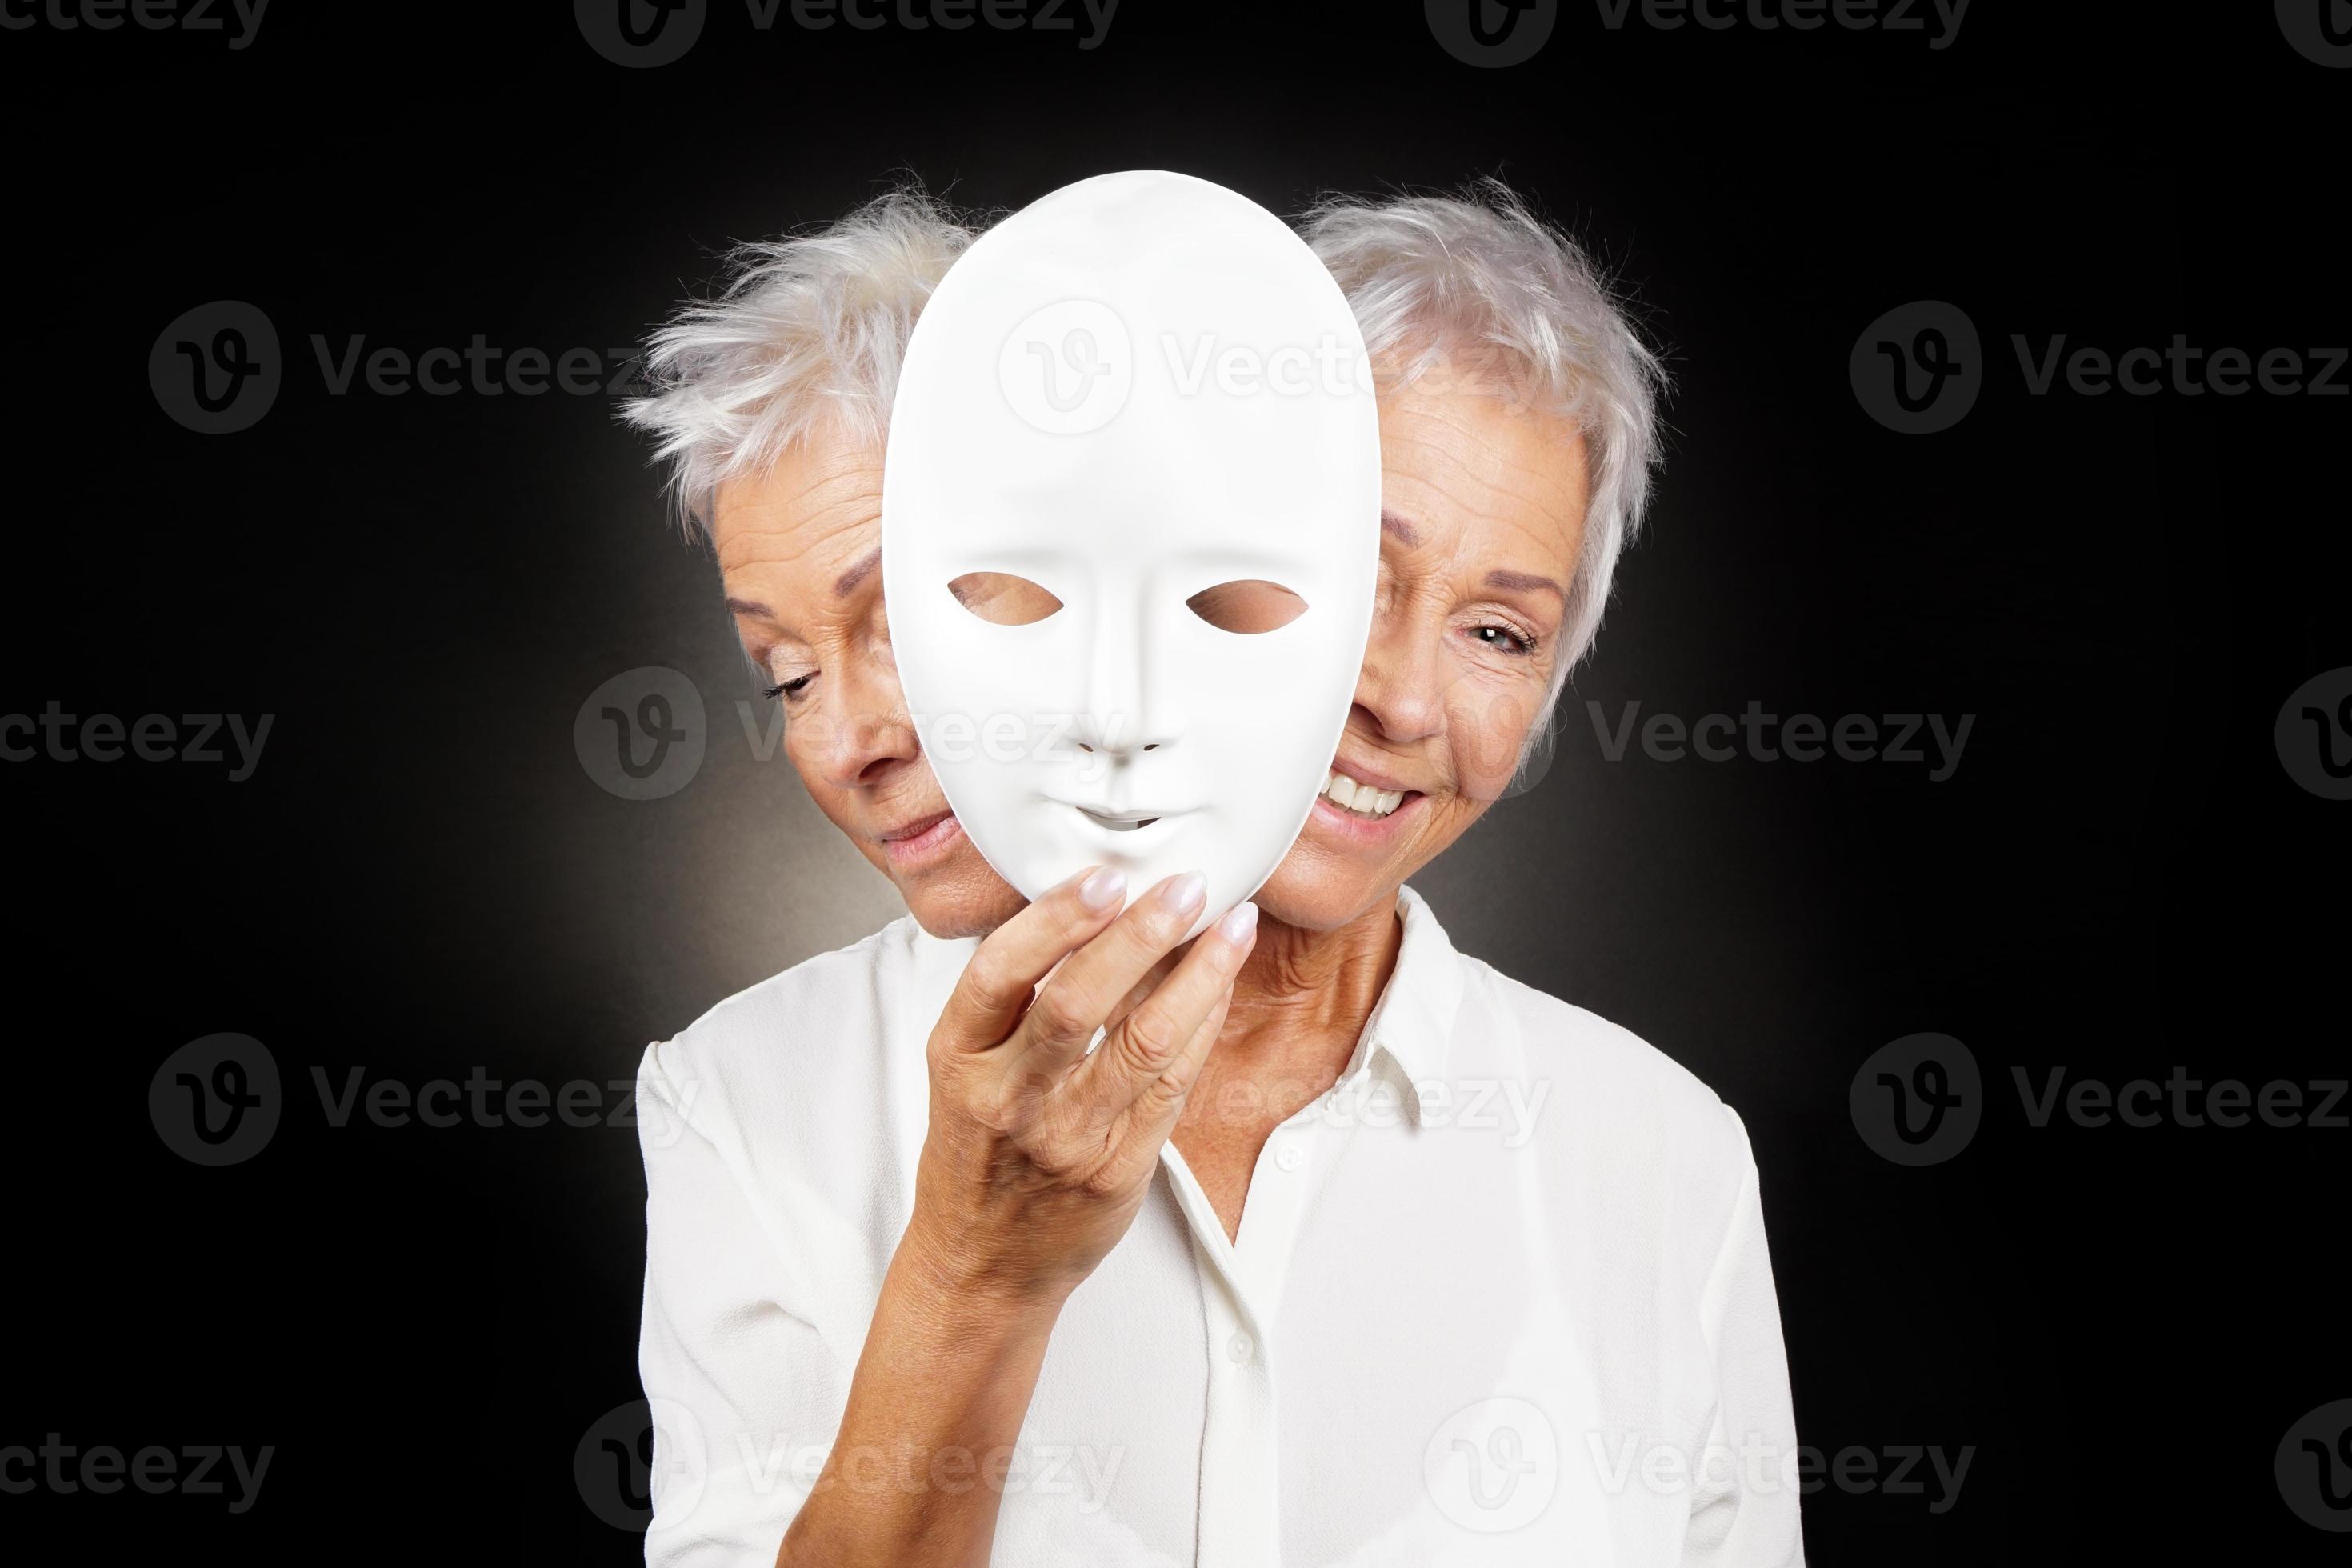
[1075,807,1163,833]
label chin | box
[900,852,1028,939]
[1250,848,1394,934]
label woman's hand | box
[906,865,1260,1307]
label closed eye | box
[1186,579,1306,634]
[949,572,1064,626]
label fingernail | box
[1158,871,1206,914]
[1079,866,1126,909]
[1217,901,1258,945]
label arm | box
[774,866,1255,1566]
[1684,1103,1806,1566]
[765,1217,1062,1567]
[636,1043,839,1564]
[775,866,1254,1566]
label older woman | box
[622,189,1024,942]
[630,182,1804,1566]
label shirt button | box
[1226,1333,1254,1364]
[1274,1144,1302,1173]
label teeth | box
[1322,768,1404,819]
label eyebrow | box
[723,543,882,622]
[834,546,881,598]
[1486,569,1567,602]
[1386,509,1566,602]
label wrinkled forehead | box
[887,172,1374,575]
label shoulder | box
[634,918,962,1327]
[637,915,966,1142]
[1456,953,1758,1210]
[1393,887,1742,1147]
[1471,958,1728,1118]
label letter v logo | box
[1850,301,1984,434]
[1426,0,1558,67]
[578,0,706,67]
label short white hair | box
[1299,178,1668,692]
[620,184,986,538]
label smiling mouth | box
[1319,766,1418,820]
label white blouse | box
[635,885,1806,1565]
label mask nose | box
[1070,599,1175,762]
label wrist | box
[896,1202,1077,1321]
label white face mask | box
[883,170,1382,936]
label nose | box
[802,659,922,791]
[1352,598,1447,744]
[1069,597,1177,759]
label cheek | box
[781,694,877,797]
[1445,674,1547,802]
[781,713,833,795]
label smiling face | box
[710,426,1025,939]
[1252,374,1594,932]
[884,172,1382,937]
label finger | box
[936,864,1126,1054]
[1100,948,1183,1039]
[1073,899,1257,1112]
[1121,971,1237,1149]
[1006,870,1210,1074]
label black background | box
[4,1,2343,1561]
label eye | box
[762,673,814,702]
[949,572,1063,626]
[1470,622,1538,656]
[1185,579,1306,634]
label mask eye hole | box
[949,572,1063,626]
[1186,579,1306,634]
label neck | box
[1220,891,1403,1073]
